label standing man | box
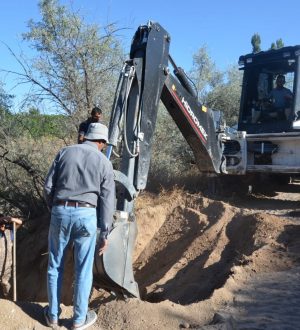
[44,123,115,330]
[78,106,103,144]
[0,215,22,299]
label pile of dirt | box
[1,187,300,329]
[97,188,300,329]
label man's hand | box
[0,216,10,223]
[10,217,23,226]
[78,133,84,144]
[0,216,22,229]
[0,216,22,226]
[98,238,108,256]
[285,94,293,100]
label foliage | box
[0,84,14,119]
[189,45,223,103]
[276,38,284,49]
[8,0,124,128]
[0,137,54,217]
[149,103,195,186]
[251,33,261,53]
[0,84,16,139]
[205,65,242,126]
[0,107,71,216]
[189,46,242,126]
[0,88,49,216]
[16,108,72,140]
[270,38,284,50]
[0,0,125,217]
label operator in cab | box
[268,74,293,120]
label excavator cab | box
[238,46,300,134]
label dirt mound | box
[97,189,300,329]
[134,191,295,304]
[1,187,300,329]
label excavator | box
[93,21,300,298]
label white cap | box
[84,123,108,142]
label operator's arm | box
[285,88,293,100]
[98,159,115,255]
[267,89,274,100]
[43,152,61,209]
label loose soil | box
[1,184,300,329]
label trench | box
[13,189,300,308]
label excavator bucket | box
[93,211,139,298]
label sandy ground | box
[1,183,300,329]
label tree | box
[206,65,242,126]
[16,108,68,139]
[276,38,284,49]
[0,83,13,120]
[0,0,125,216]
[150,104,194,186]
[270,38,284,50]
[189,45,223,103]
[251,33,261,53]
[189,46,241,126]
[7,0,124,127]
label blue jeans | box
[47,205,97,325]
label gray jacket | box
[43,141,115,238]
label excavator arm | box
[93,21,223,298]
[161,66,223,173]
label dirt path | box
[220,266,300,329]
[1,185,300,329]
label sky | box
[0,0,299,110]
